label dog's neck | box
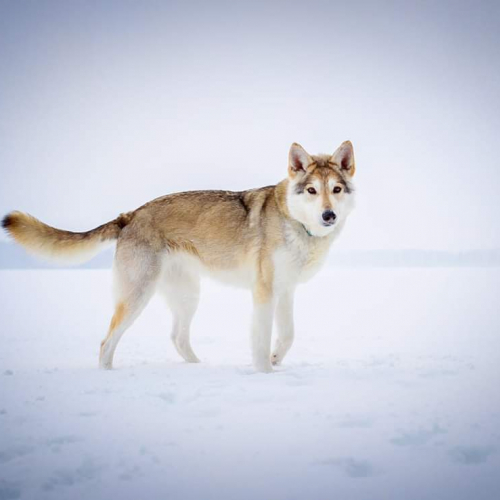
[274,179,291,219]
[301,224,314,237]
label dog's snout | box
[322,210,336,223]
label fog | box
[1,0,499,254]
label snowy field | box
[1,267,499,500]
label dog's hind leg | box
[161,263,201,363]
[99,246,161,370]
[271,289,295,365]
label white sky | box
[1,0,499,250]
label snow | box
[1,268,499,500]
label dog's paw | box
[99,360,113,370]
[271,352,281,366]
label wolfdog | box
[2,141,356,372]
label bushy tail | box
[2,211,133,265]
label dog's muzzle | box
[321,210,337,226]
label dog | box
[2,141,356,372]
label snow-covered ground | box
[1,267,499,500]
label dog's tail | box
[2,211,133,265]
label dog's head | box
[286,141,356,237]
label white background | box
[1,0,499,252]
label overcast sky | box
[1,0,499,251]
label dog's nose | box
[322,210,336,223]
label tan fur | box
[109,302,127,332]
[105,184,295,277]
[100,302,127,349]
[99,302,127,366]
[2,210,131,264]
[3,182,333,271]
[3,141,356,372]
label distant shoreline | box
[1,242,499,269]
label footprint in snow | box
[390,423,446,446]
[157,392,175,404]
[0,480,22,500]
[316,457,379,478]
[0,445,35,464]
[449,445,495,465]
[118,465,142,481]
[334,415,374,429]
[42,457,101,491]
[45,435,81,453]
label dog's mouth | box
[321,220,336,228]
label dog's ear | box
[332,141,355,177]
[288,143,313,178]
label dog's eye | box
[333,186,342,194]
[307,187,317,195]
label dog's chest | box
[274,226,332,288]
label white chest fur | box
[272,221,343,293]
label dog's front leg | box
[271,289,295,365]
[251,300,275,373]
[251,274,276,373]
